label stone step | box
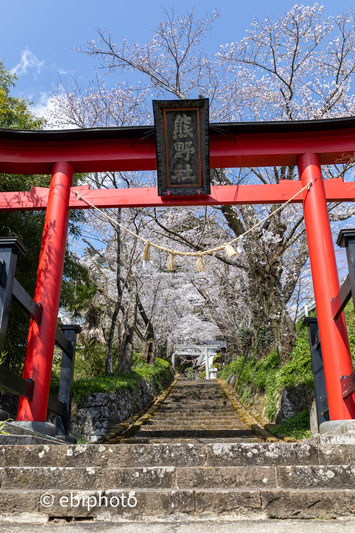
[168,392,225,396]
[147,422,246,428]
[144,424,247,430]
[121,377,258,443]
[1,464,354,490]
[164,390,227,395]
[162,404,230,408]
[145,415,242,424]
[156,408,238,414]
[0,488,354,521]
[166,389,225,393]
[120,437,264,444]
[1,441,352,468]
[149,410,240,416]
[2,520,355,533]
[144,418,246,424]
[134,429,256,439]
[150,413,242,419]
[1,377,354,524]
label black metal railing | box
[332,229,355,401]
[304,228,355,428]
[0,237,80,437]
[303,317,329,429]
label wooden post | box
[298,153,355,420]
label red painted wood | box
[17,162,74,422]
[0,179,353,211]
[1,117,353,425]
[0,127,354,174]
[298,154,355,420]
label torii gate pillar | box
[17,162,74,422]
[298,153,355,420]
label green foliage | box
[199,370,206,379]
[255,325,274,356]
[238,328,254,357]
[184,367,195,379]
[50,353,173,404]
[0,60,48,372]
[72,357,172,404]
[0,418,13,435]
[0,59,85,372]
[219,320,314,420]
[269,410,312,440]
[0,352,6,366]
[344,304,355,364]
[60,276,98,319]
[74,341,107,380]
[212,353,222,371]
[0,61,43,130]
[50,341,108,396]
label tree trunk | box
[105,302,120,374]
[137,294,156,364]
[117,286,138,374]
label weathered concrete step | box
[120,437,263,444]
[145,424,248,430]
[135,429,261,439]
[148,420,245,426]
[162,404,230,409]
[1,442,353,467]
[2,465,354,490]
[151,414,243,420]
[173,381,221,387]
[158,397,231,403]
[167,388,225,392]
[151,409,241,415]
[2,520,355,532]
[0,423,68,446]
[142,427,250,432]
[163,391,227,396]
[174,465,355,489]
[144,423,248,429]
[0,488,354,521]
[156,408,237,414]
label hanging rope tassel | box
[141,241,151,262]
[72,183,310,267]
[167,253,176,272]
[224,244,237,258]
[236,242,243,254]
[195,255,206,272]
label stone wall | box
[225,376,312,425]
[71,377,168,442]
[1,367,174,442]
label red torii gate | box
[0,116,355,424]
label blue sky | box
[1,0,353,113]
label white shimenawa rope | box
[72,182,311,264]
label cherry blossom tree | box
[51,4,355,364]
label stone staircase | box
[116,379,260,441]
[0,378,354,523]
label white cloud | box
[11,49,44,76]
[31,93,58,125]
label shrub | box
[219,320,314,420]
[269,410,312,440]
[51,357,173,404]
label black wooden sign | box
[153,99,210,196]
